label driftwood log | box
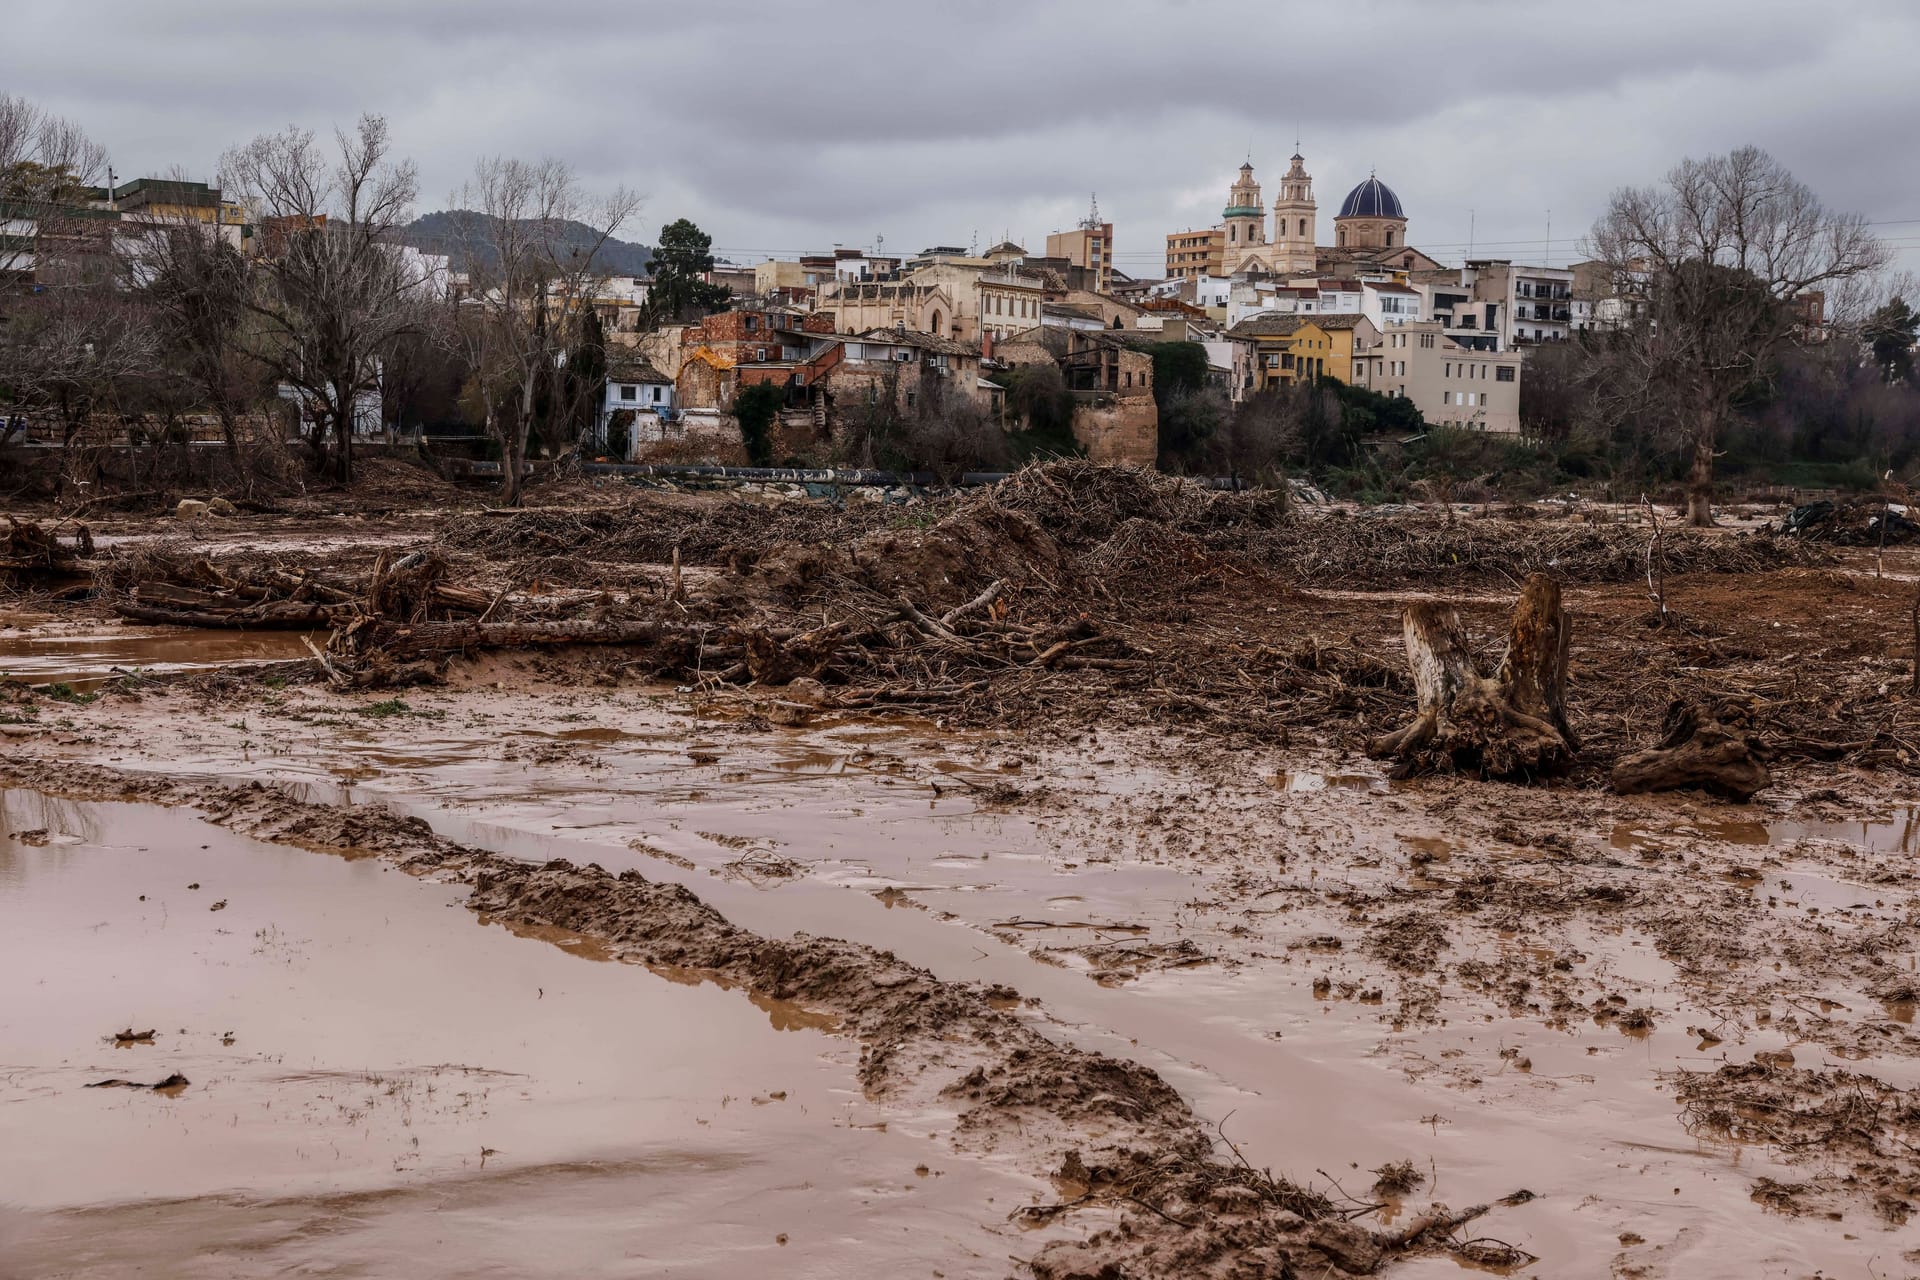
[367,618,693,657]
[1366,572,1577,779]
[1611,698,1770,800]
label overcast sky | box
[8,0,1920,276]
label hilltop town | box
[6,114,1745,492]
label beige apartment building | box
[1351,321,1524,434]
[1165,227,1224,279]
[1046,217,1113,293]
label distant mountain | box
[399,210,656,278]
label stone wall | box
[1070,396,1158,467]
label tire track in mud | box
[0,756,1515,1278]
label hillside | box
[399,210,655,278]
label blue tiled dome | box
[1337,176,1403,220]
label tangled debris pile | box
[89,461,1907,779]
[1,516,93,582]
[1675,1058,1920,1223]
[1778,499,1920,546]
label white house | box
[596,356,676,456]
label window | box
[1445,362,1451,377]
[1496,365,1515,382]
[619,385,636,401]
[652,386,663,401]
[906,390,916,408]
[1386,230,1395,246]
[1297,218,1306,237]
[745,315,758,331]
[755,347,766,360]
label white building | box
[596,356,677,455]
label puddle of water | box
[1613,805,1920,855]
[0,791,1043,1278]
[1270,771,1389,795]
[0,626,317,688]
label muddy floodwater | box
[0,623,317,688]
[0,792,1048,1278]
[8,666,1920,1277]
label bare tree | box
[218,115,428,481]
[5,276,158,491]
[0,93,109,280]
[447,156,641,504]
[1,94,117,454]
[126,204,270,470]
[1590,146,1886,525]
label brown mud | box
[0,791,1056,1279]
[9,464,1920,1276]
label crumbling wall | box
[1071,397,1158,466]
[676,355,733,411]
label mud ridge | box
[0,756,1508,1277]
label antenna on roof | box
[1079,193,1102,231]
[970,228,978,255]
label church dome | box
[1337,176,1403,220]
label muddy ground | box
[6,465,1920,1278]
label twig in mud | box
[302,635,347,689]
[1383,1202,1490,1250]
[1122,1192,1204,1229]
[1642,495,1669,627]
[940,578,1004,628]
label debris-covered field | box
[6,461,1920,1278]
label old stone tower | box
[1222,162,1267,268]
[1271,150,1317,275]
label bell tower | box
[1272,149,1316,275]
[1222,162,1266,269]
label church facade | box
[1166,153,1431,279]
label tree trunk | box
[334,408,355,483]
[216,404,241,470]
[1685,414,1716,528]
[1366,572,1577,779]
[1611,699,1770,800]
[369,618,693,658]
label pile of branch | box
[1,516,94,580]
[109,549,489,629]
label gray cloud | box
[8,0,1919,273]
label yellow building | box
[106,178,251,250]
[1225,313,1377,392]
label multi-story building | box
[1046,198,1113,293]
[1351,321,1524,433]
[1165,227,1224,280]
[1467,260,1575,347]
[1226,313,1378,392]
[813,280,957,339]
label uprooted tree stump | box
[1611,698,1770,801]
[1366,572,1577,779]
